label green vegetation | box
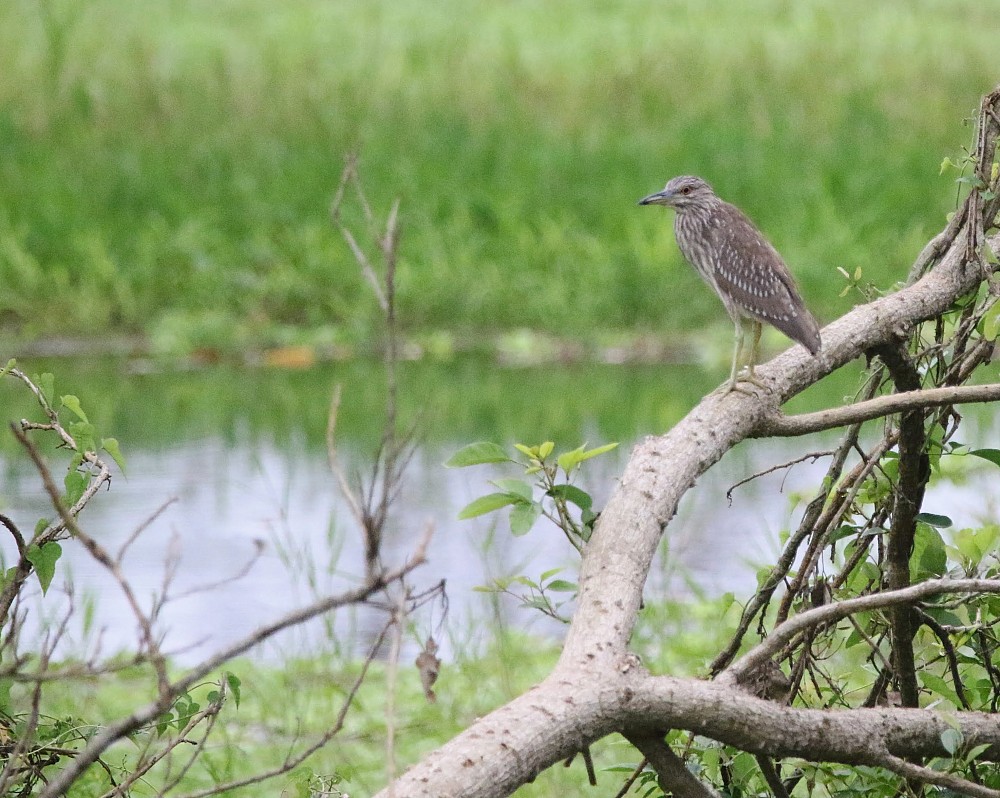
[34,602,736,798]
[0,0,996,353]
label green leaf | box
[34,373,55,404]
[970,449,1000,468]
[545,579,578,592]
[64,469,88,506]
[913,524,947,580]
[556,441,617,474]
[984,305,1000,341]
[956,174,987,189]
[537,441,555,459]
[68,421,96,453]
[0,677,12,713]
[548,483,593,511]
[0,359,15,377]
[580,441,618,463]
[557,445,586,474]
[915,512,952,528]
[101,438,127,475]
[965,743,992,761]
[26,542,62,594]
[0,567,18,595]
[829,524,859,543]
[490,478,532,501]
[444,442,509,468]
[919,670,960,707]
[226,672,241,708]
[60,395,89,423]
[458,492,524,519]
[540,567,563,582]
[510,502,541,536]
[940,726,963,755]
[156,711,173,737]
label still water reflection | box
[1,357,997,662]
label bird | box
[639,175,821,393]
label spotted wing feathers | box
[701,203,821,354]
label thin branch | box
[710,386,877,674]
[725,449,834,504]
[325,383,365,528]
[174,619,395,798]
[11,422,171,698]
[625,731,721,798]
[755,755,790,798]
[753,383,1000,438]
[879,751,1000,798]
[917,608,972,711]
[35,523,433,798]
[385,590,407,790]
[723,578,1000,686]
[610,757,647,798]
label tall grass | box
[0,0,995,351]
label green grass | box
[30,590,739,797]
[0,0,996,352]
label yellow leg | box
[725,319,746,392]
[722,319,767,394]
[745,321,763,382]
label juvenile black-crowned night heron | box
[639,175,821,392]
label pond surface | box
[1,355,997,663]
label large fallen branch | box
[377,86,1000,798]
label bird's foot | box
[720,369,769,396]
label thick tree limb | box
[381,668,1000,798]
[381,236,1000,798]
[378,87,1000,797]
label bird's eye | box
[681,186,691,195]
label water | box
[1,356,997,664]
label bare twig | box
[11,422,171,698]
[725,449,834,504]
[174,619,395,798]
[385,589,407,791]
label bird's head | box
[638,175,716,210]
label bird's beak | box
[638,189,672,206]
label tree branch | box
[36,523,433,798]
[873,340,927,709]
[752,383,1000,438]
[625,731,721,798]
[879,751,1000,798]
[722,578,1000,686]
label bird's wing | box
[708,205,821,353]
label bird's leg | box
[725,319,767,394]
[722,319,746,393]
[743,321,765,384]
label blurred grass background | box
[0,0,996,355]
